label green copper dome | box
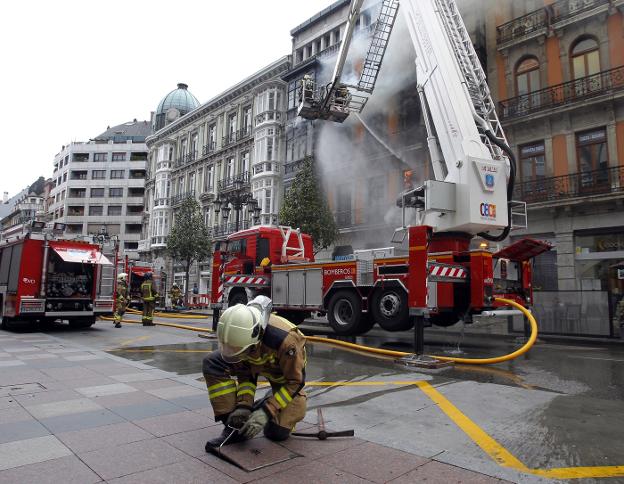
[154,83,200,131]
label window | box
[226,157,235,179]
[191,133,199,158]
[94,153,108,162]
[208,125,216,150]
[130,152,148,161]
[90,188,105,197]
[243,107,252,134]
[108,205,122,216]
[240,151,250,173]
[519,142,545,181]
[112,152,126,161]
[571,37,600,79]
[109,188,123,197]
[228,113,237,141]
[576,128,609,192]
[73,153,89,162]
[189,172,196,193]
[267,137,274,161]
[88,206,103,216]
[110,170,125,179]
[515,57,540,105]
[92,170,106,179]
[62,173,67,182]
[205,165,214,190]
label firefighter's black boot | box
[114,322,121,328]
[205,426,246,452]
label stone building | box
[141,58,290,295]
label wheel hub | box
[379,293,400,317]
[334,300,354,326]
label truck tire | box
[327,290,370,336]
[371,287,413,332]
[228,290,248,307]
[69,318,96,329]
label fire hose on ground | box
[101,297,537,366]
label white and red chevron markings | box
[225,276,268,285]
[428,264,467,279]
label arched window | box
[515,57,540,96]
[571,37,600,79]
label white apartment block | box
[49,120,151,260]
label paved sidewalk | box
[0,329,511,483]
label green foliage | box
[279,156,338,253]
[166,197,212,301]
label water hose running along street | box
[103,297,537,366]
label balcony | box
[496,0,609,48]
[513,165,624,205]
[255,111,281,126]
[212,220,250,238]
[222,128,252,148]
[202,142,216,156]
[496,8,548,46]
[499,65,624,121]
[200,190,216,202]
[171,190,196,206]
[218,171,251,192]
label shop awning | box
[494,238,551,262]
[50,242,112,265]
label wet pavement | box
[4,314,624,482]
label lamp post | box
[213,190,261,234]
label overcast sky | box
[0,0,334,197]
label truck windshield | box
[46,251,94,298]
[227,238,247,256]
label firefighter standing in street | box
[170,283,182,308]
[113,273,129,328]
[141,272,158,326]
[203,296,307,451]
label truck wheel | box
[228,291,248,306]
[1,316,12,331]
[69,318,96,329]
[327,290,367,336]
[371,287,413,332]
[429,313,458,327]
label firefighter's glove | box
[240,408,269,438]
[226,407,251,429]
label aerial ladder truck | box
[211,0,549,341]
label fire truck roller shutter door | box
[326,290,375,336]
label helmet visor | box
[219,341,248,363]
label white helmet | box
[217,304,263,362]
[117,272,128,281]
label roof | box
[0,187,29,220]
[290,0,350,36]
[94,120,152,142]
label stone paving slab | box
[0,419,50,444]
[25,397,103,419]
[78,438,188,480]
[0,455,101,484]
[0,435,71,471]
[57,421,153,454]
[75,382,137,398]
[111,399,185,420]
[39,408,125,434]
[133,410,212,437]
[106,458,237,484]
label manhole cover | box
[0,382,47,397]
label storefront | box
[575,229,624,336]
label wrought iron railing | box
[222,128,252,148]
[550,0,609,24]
[202,142,216,156]
[513,165,624,204]
[496,0,610,45]
[212,220,250,238]
[218,171,251,191]
[499,65,624,120]
[496,8,548,44]
[171,190,196,205]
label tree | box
[166,197,212,304]
[279,156,338,254]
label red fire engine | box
[210,225,549,335]
[0,233,114,329]
[115,258,165,308]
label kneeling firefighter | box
[203,296,307,451]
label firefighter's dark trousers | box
[142,300,155,324]
[202,350,306,441]
[114,300,127,324]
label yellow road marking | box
[416,381,624,479]
[118,335,151,347]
